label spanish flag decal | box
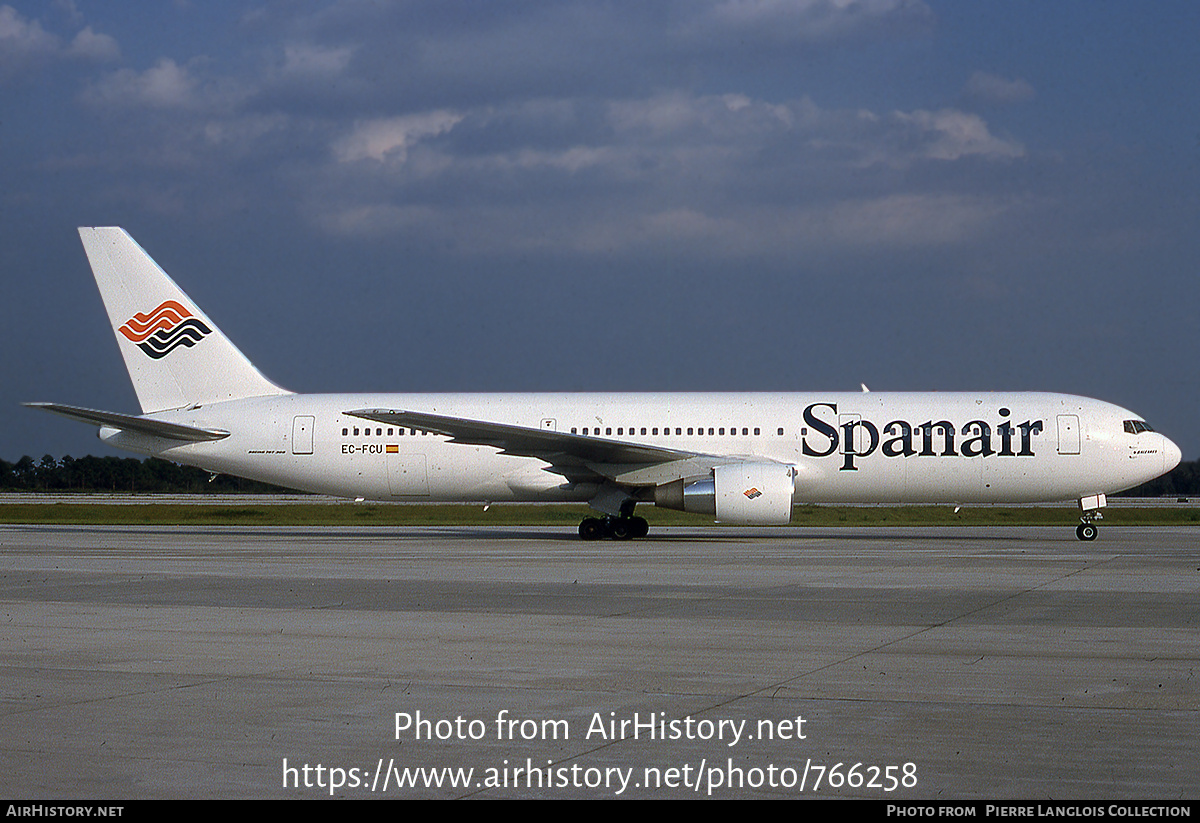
[386,444,399,453]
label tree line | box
[1112,459,1200,498]
[0,455,293,494]
[2,453,1197,497]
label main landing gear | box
[579,514,650,540]
[579,499,649,540]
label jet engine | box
[654,462,795,525]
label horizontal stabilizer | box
[25,403,230,442]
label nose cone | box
[1162,435,1182,475]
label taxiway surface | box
[1,524,1196,799]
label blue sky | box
[3,1,1198,461]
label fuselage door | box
[292,415,314,455]
[1057,414,1080,455]
[387,453,429,497]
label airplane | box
[27,227,1182,542]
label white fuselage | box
[99,391,1181,506]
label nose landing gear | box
[1076,494,1105,541]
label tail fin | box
[78,227,290,413]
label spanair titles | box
[800,403,1044,471]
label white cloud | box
[67,26,120,61]
[497,146,617,174]
[608,92,795,141]
[0,5,62,73]
[682,0,935,43]
[604,94,1021,171]
[86,58,198,109]
[333,111,463,164]
[0,6,119,76]
[886,109,1024,164]
[301,91,1029,256]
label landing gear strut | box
[579,500,650,540]
[1076,494,1105,541]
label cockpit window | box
[1124,420,1155,434]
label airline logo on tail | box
[118,300,212,360]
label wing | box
[344,407,732,486]
[25,402,230,442]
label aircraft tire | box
[630,516,649,538]
[1076,523,1098,541]
[608,518,633,540]
[579,518,605,540]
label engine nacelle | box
[655,462,795,525]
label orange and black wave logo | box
[118,300,212,360]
